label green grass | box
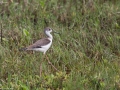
[0,0,120,90]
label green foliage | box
[0,0,120,90]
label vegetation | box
[0,0,120,90]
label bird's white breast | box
[33,38,52,54]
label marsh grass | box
[0,0,120,90]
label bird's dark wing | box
[26,38,50,50]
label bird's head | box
[44,27,52,34]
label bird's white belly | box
[33,41,52,53]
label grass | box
[0,0,120,90]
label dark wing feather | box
[27,38,50,49]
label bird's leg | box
[40,54,45,77]
[46,55,59,71]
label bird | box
[20,27,59,76]
[21,27,53,54]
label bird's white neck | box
[45,32,53,40]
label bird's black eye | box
[49,29,51,31]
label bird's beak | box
[53,31,60,34]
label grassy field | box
[0,0,120,90]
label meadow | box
[0,0,120,90]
